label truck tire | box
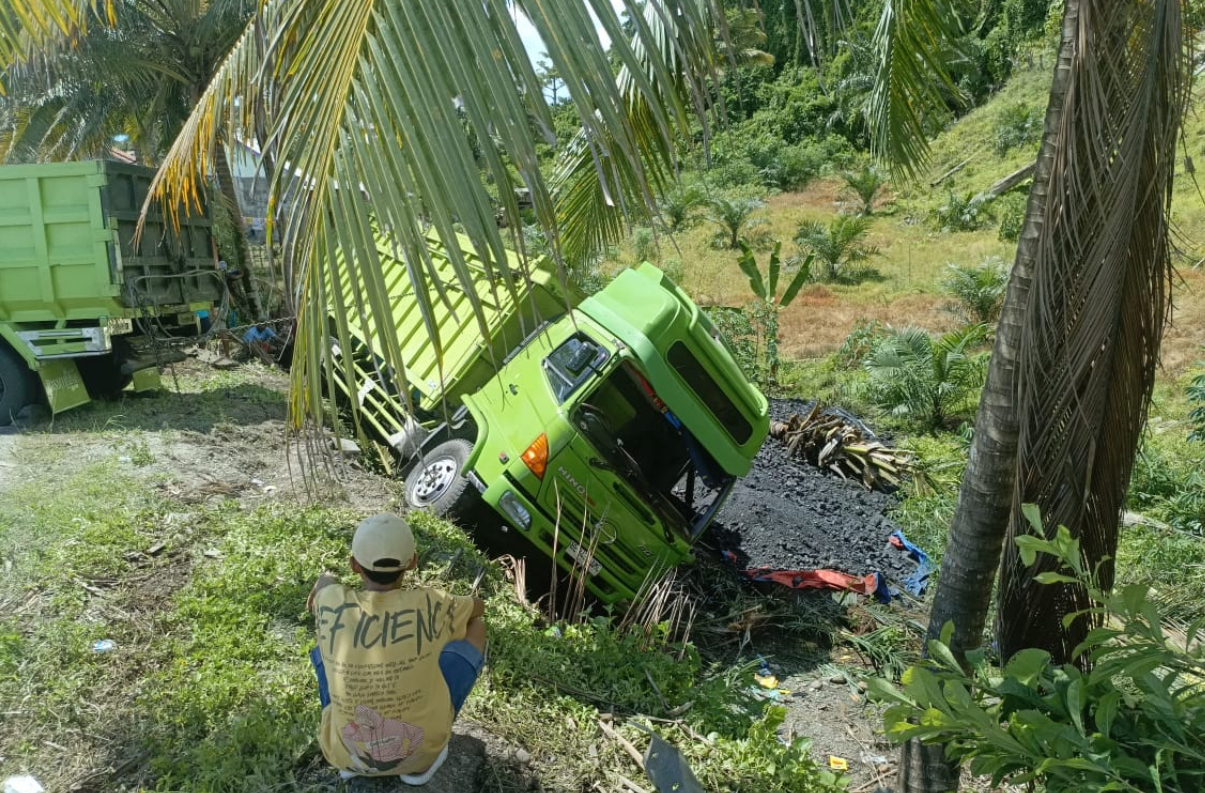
[404,438,479,519]
[0,343,37,425]
[76,357,133,401]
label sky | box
[512,1,624,65]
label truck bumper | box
[481,478,690,604]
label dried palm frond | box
[996,0,1191,664]
[770,402,914,491]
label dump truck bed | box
[328,231,570,440]
[0,160,220,323]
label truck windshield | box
[543,333,609,403]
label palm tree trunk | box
[214,140,266,321]
[896,3,1080,790]
[996,0,1185,664]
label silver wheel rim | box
[411,455,457,505]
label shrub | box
[942,257,1010,325]
[706,306,759,381]
[633,226,657,263]
[996,191,1027,241]
[706,127,846,191]
[932,191,996,233]
[835,318,888,370]
[865,325,989,432]
[569,258,610,296]
[1129,397,1205,538]
[758,142,827,191]
[1189,352,1205,443]
[993,102,1042,156]
[794,214,878,282]
[659,257,684,285]
[708,160,762,189]
[871,518,1205,793]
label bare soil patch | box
[779,293,956,358]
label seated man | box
[241,323,279,363]
[308,514,486,786]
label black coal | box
[703,399,916,580]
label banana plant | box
[735,241,812,384]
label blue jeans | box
[310,641,484,716]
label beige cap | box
[351,513,416,572]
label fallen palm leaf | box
[769,405,914,492]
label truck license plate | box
[564,541,602,576]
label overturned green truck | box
[0,160,220,422]
[328,232,769,603]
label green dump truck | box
[330,232,769,603]
[0,160,221,423]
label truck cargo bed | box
[0,160,220,323]
[327,231,569,441]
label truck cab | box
[323,229,765,602]
[400,264,768,602]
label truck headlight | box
[498,490,532,529]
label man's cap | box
[352,513,416,572]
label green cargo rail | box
[327,230,570,448]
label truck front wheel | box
[404,438,480,519]
[0,343,37,425]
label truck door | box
[537,341,695,586]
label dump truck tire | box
[76,357,132,400]
[404,438,479,519]
[76,337,134,400]
[0,343,37,425]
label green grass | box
[898,63,1053,203]
[0,442,848,792]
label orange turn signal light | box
[521,433,549,479]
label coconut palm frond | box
[551,0,720,266]
[0,0,248,164]
[132,0,720,437]
[0,0,112,72]
[997,0,1191,664]
[865,0,963,178]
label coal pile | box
[704,399,916,580]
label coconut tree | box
[894,0,1191,789]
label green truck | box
[330,232,769,603]
[0,160,220,423]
